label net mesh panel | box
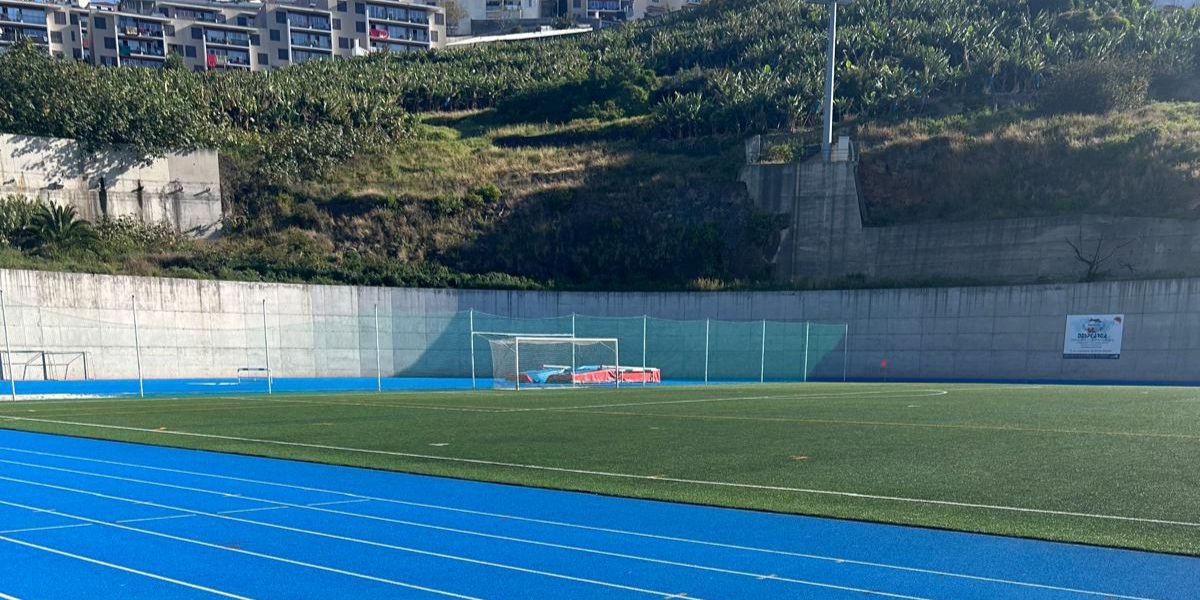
[486,337,618,389]
[0,290,847,388]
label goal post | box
[474,334,633,390]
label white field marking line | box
[0,476,694,600]
[0,499,370,534]
[533,389,951,411]
[4,416,1199,529]
[0,498,480,600]
[0,459,944,600]
[552,409,1200,441]
[0,446,1169,600]
[0,534,250,599]
[245,395,521,413]
[0,593,19,600]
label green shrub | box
[1040,59,1149,115]
[0,195,40,245]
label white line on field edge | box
[1,415,1196,529]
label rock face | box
[740,135,1200,284]
[0,133,223,237]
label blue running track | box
[0,429,1195,599]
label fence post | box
[842,323,849,382]
[570,313,577,381]
[704,319,710,385]
[262,299,272,395]
[804,322,811,383]
[131,294,144,398]
[760,319,767,383]
[469,309,477,390]
[0,290,14,400]
[375,302,382,393]
[642,315,648,387]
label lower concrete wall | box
[1,268,1198,384]
[0,133,223,236]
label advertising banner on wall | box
[1063,314,1124,359]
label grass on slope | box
[2,383,1198,555]
[857,102,1200,225]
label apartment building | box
[0,0,445,70]
[566,0,692,23]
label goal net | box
[479,335,623,390]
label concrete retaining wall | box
[740,138,1200,284]
[1,268,1198,384]
[0,133,223,236]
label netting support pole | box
[514,338,520,392]
[615,339,620,390]
[571,313,577,387]
[469,309,477,390]
[131,294,144,398]
[0,290,14,400]
[803,322,811,383]
[262,299,272,395]
[641,315,647,387]
[704,319,710,385]
[842,323,849,382]
[374,302,382,393]
[760,320,767,383]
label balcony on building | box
[0,2,48,27]
[117,14,166,39]
[286,11,331,31]
[367,22,427,47]
[203,26,251,47]
[0,23,48,45]
[586,0,628,12]
[365,2,429,26]
[205,46,250,69]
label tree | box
[29,204,97,251]
[439,0,468,35]
[163,52,187,71]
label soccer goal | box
[474,334,641,390]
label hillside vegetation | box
[2,0,1200,288]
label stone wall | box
[0,133,223,237]
[1,268,1198,384]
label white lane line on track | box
[0,534,250,599]
[0,445,1176,600]
[0,499,370,534]
[0,456,955,597]
[3,416,1196,529]
[0,592,21,600]
[0,498,481,600]
[0,476,704,600]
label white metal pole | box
[704,319,710,385]
[641,315,647,387]
[842,322,849,382]
[262,299,272,395]
[131,294,144,398]
[514,338,520,392]
[375,302,382,393]
[570,313,577,383]
[760,320,767,383]
[804,322,811,383]
[0,290,15,401]
[821,0,838,161]
[469,309,477,390]
[615,339,620,390]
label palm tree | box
[30,204,97,250]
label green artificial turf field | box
[1,383,1197,555]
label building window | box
[54,12,66,25]
[101,56,116,66]
[159,7,169,16]
[165,24,175,36]
[269,29,280,41]
[192,28,202,39]
[51,31,62,43]
[94,16,107,29]
[185,45,196,57]
[237,16,248,26]
[73,48,81,59]
[276,11,286,24]
[355,21,365,33]
[70,13,78,24]
[332,18,340,28]
[431,31,437,42]
[354,3,365,14]
[277,48,288,60]
[258,52,267,65]
[338,36,349,49]
[435,13,444,25]
[170,44,183,54]
[104,37,115,49]
[250,34,260,46]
